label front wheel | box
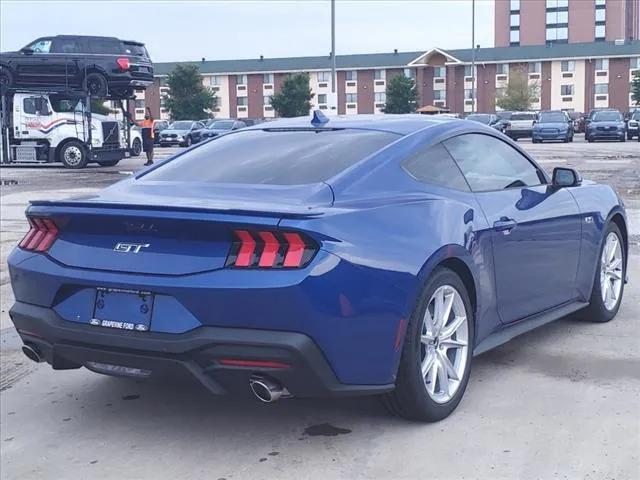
[130,137,142,157]
[97,159,120,167]
[0,66,14,90]
[383,267,474,422]
[59,140,88,169]
[182,136,192,147]
[575,222,626,323]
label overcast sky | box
[0,1,494,62]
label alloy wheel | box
[600,232,623,311]
[420,285,469,404]
[63,146,83,166]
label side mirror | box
[20,47,34,55]
[553,167,582,188]
[532,120,537,125]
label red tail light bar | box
[19,217,59,252]
[116,57,130,71]
[226,229,317,269]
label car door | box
[192,122,205,142]
[15,37,54,84]
[444,133,582,323]
[50,37,85,87]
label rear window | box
[511,113,535,121]
[143,129,400,185]
[123,42,149,58]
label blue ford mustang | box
[8,114,628,421]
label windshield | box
[496,112,512,120]
[49,95,84,113]
[632,111,640,120]
[209,120,235,130]
[142,129,400,185]
[467,114,491,124]
[593,111,622,122]
[170,121,192,130]
[539,113,567,123]
[511,113,535,121]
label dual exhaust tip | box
[249,376,290,403]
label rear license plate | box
[91,288,153,332]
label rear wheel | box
[131,137,142,157]
[84,72,108,97]
[0,66,13,90]
[575,222,625,323]
[59,140,88,169]
[383,267,473,422]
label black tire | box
[0,66,13,89]
[382,267,474,422]
[58,140,88,169]
[182,136,192,147]
[587,136,594,143]
[574,222,626,323]
[84,72,108,97]
[620,136,626,143]
[131,138,142,157]
[97,159,120,167]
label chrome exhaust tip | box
[21,344,43,363]
[249,376,289,403]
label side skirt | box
[473,300,589,356]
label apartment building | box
[136,39,638,121]
[496,0,640,47]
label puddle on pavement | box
[303,423,352,437]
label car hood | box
[588,121,624,128]
[534,122,568,129]
[160,129,189,135]
[205,128,230,134]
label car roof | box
[243,114,458,135]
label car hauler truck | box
[0,88,141,168]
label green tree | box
[496,68,539,111]
[270,73,314,117]
[383,74,418,114]
[90,99,113,116]
[164,64,217,120]
[631,71,640,106]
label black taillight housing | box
[18,217,59,252]
[226,230,317,269]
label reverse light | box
[19,217,59,252]
[116,57,130,71]
[226,229,317,269]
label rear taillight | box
[116,57,130,71]
[226,230,317,269]
[18,217,59,252]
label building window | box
[595,0,606,5]
[546,0,568,7]
[317,71,331,82]
[594,84,608,95]
[510,30,520,45]
[374,92,386,103]
[595,59,609,71]
[595,24,606,40]
[545,0,569,44]
[529,62,542,73]
[345,70,357,81]
[560,85,574,96]
[496,87,506,98]
[464,89,476,100]
[236,97,248,106]
[433,66,446,78]
[433,90,446,101]
[134,99,145,109]
[262,96,271,106]
[464,66,476,78]
[404,68,416,79]
[236,74,247,85]
[546,11,568,24]
[561,60,575,72]
[595,8,605,22]
[346,93,357,103]
[510,0,520,12]
[263,73,274,84]
[496,63,509,75]
[317,94,327,104]
[631,58,640,70]
[374,69,385,80]
[510,13,520,27]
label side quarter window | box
[443,134,544,192]
[401,142,470,191]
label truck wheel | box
[84,72,108,97]
[0,67,13,89]
[97,159,120,167]
[131,138,142,157]
[59,141,88,169]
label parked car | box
[625,109,639,140]
[202,119,246,139]
[505,111,537,140]
[567,111,584,132]
[585,110,626,142]
[240,119,264,127]
[152,120,170,144]
[465,113,507,132]
[0,35,153,97]
[9,114,628,422]
[532,110,574,143]
[159,120,206,147]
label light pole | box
[471,0,476,114]
[328,0,338,115]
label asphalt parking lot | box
[1,135,639,480]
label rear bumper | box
[10,301,394,398]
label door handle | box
[494,217,517,233]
